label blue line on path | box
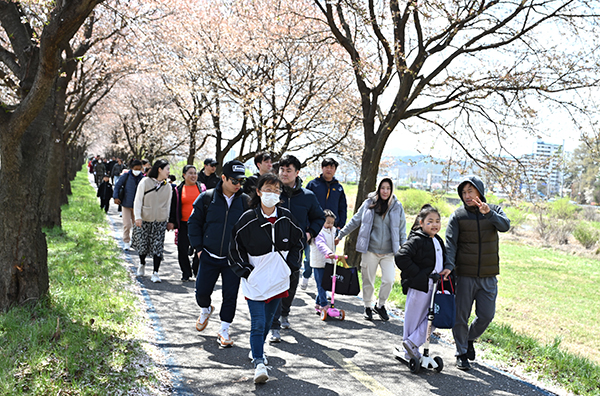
[106,215,193,396]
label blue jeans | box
[247,298,281,367]
[313,267,328,307]
[302,244,312,279]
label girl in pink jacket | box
[310,210,337,313]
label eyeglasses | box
[228,177,245,185]
[260,188,281,194]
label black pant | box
[100,198,110,212]
[177,221,198,279]
[140,254,162,272]
[195,254,240,323]
[270,270,300,330]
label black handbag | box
[321,263,360,296]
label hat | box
[204,158,218,166]
[222,160,246,179]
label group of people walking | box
[92,152,510,384]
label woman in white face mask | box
[229,173,304,384]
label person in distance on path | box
[97,174,113,213]
[446,175,510,370]
[188,160,250,348]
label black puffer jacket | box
[395,230,448,294]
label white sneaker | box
[150,272,161,283]
[300,276,309,290]
[123,242,131,251]
[248,350,268,365]
[137,264,145,276]
[253,363,269,384]
[119,212,122,217]
[217,328,234,347]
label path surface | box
[100,185,553,396]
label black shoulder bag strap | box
[144,180,167,196]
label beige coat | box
[133,177,172,222]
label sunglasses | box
[228,177,245,185]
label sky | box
[382,127,580,159]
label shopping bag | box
[321,263,360,296]
[432,276,456,329]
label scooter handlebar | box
[327,254,348,259]
[429,273,441,282]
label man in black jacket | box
[446,175,510,370]
[268,155,325,343]
[243,151,273,195]
[198,158,220,189]
[188,160,249,348]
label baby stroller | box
[319,255,348,321]
[393,273,444,374]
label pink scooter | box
[320,255,348,321]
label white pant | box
[360,251,396,307]
[403,285,433,347]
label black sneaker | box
[364,307,373,320]
[467,340,476,361]
[456,354,471,370]
[373,304,389,321]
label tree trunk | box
[41,138,66,228]
[0,99,54,310]
[343,123,387,267]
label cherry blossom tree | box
[0,0,102,310]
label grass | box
[0,169,165,395]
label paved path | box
[101,188,554,396]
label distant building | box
[521,140,564,198]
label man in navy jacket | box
[188,160,250,348]
[113,159,144,250]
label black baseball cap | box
[222,160,246,179]
[204,158,218,166]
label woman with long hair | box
[133,159,174,283]
[335,178,406,321]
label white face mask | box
[260,192,280,208]
[132,170,141,176]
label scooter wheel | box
[409,357,420,374]
[433,356,443,373]
[339,309,345,321]
[320,309,328,321]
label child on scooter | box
[395,205,451,360]
[310,210,337,314]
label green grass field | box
[0,170,164,395]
